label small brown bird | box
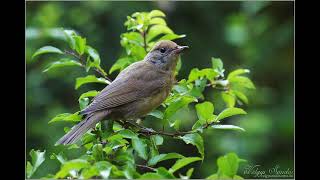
[56,40,188,145]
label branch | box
[138,128,195,137]
[64,50,113,82]
[141,31,147,52]
[136,164,156,172]
[115,119,219,138]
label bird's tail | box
[55,111,109,145]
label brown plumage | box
[56,40,189,145]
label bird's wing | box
[81,61,169,115]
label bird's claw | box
[140,127,155,135]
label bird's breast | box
[134,85,170,117]
[124,76,173,119]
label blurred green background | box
[26,1,294,178]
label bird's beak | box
[174,45,189,54]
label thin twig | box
[64,50,112,82]
[136,164,156,172]
[206,82,229,91]
[116,118,220,138]
[142,31,147,52]
[139,129,196,137]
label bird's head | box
[145,40,189,71]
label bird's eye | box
[160,48,166,53]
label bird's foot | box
[140,127,156,135]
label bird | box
[56,40,189,145]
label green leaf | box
[48,112,82,124]
[123,162,140,179]
[202,68,219,80]
[195,101,215,124]
[114,150,135,165]
[211,57,224,77]
[128,45,146,59]
[206,173,219,179]
[32,46,63,59]
[212,125,245,132]
[50,152,67,164]
[217,153,241,177]
[125,15,145,32]
[55,159,90,178]
[173,79,189,94]
[81,165,100,179]
[74,36,86,55]
[227,69,250,80]
[148,110,164,119]
[150,17,167,25]
[139,173,163,179]
[132,138,148,160]
[221,92,236,108]
[188,68,203,83]
[148,153,185,166]
[78,90,99,110]
[109,57,134,74]
[175,58,182,75]
[164,96,197,119]
[26,162,33,178]
[63,29,77,49]
[191,120,203,133]
[233,175,244,180]
[68,144,80,150]
[64,127,71,133]
[233,90,249,104]
[170,118,181,131]
[215,108,247,122]
[103,134,129,153]
[79,90,99,101]
[81,132,96,146]
[179,133,204,159]
[149,140,160,160]
[189,78,207,99]
[188,68,218,83]
[151,135,164,146]
[79,97,89,110]
[147,25,174,42]
[148,10,166,18]
[169,157,202,173]
[186,168,194,178]
[42,58,82,72]
[229,76,255,89]
[118,129,138,139]
[180,167,194,179]
[86,46,101,68]
[92,144,104,161]
[211,57,223,71]
[121,32,144,46]
[26,149,46,178]
[75,75,111,89]
[156,167,176,179]
[159,34,186,41]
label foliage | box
[27,10,255,179]
[206,153,246,179]
[26,149,46,178]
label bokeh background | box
[26,1,294,178]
